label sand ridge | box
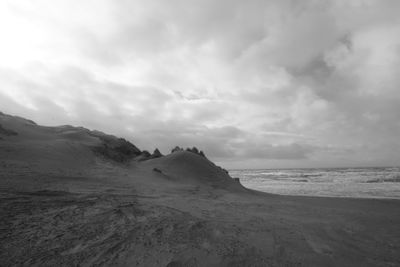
[1,112,400,266]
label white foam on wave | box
[229,167,400,199]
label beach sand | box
[1,112,399,266]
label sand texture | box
[1,112,400,267]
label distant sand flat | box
[1,112,400,266]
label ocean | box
[229,167,400,199]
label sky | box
[1,0,400,169]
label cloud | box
[0,0,400,168]
[236,143,314,160]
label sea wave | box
[365,175,400,183]
[229,167,400,199]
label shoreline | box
[245,190,400,200]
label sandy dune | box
[1,112,399,266]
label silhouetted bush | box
[171,146,183,153]
[152,148,163,158]
[141,150,151,157]
[172,146,207,158]
[90,132,141,162]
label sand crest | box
[1,112,399,266]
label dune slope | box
[1,112,399,267]
[143,150,247,192]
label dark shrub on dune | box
[141,150,151,157]
[135,150,151,161]
[186,147,199,154]
[135,149,164,161]
[114,138,141,156]
[90,131,141,162]
[172,146,207,158]
[184,147,207,158]
[152,148,163,158]
[171,146,183,153]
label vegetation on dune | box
[89,131,141,162]
[172,146,206,158]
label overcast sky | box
[1,0,400,168]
